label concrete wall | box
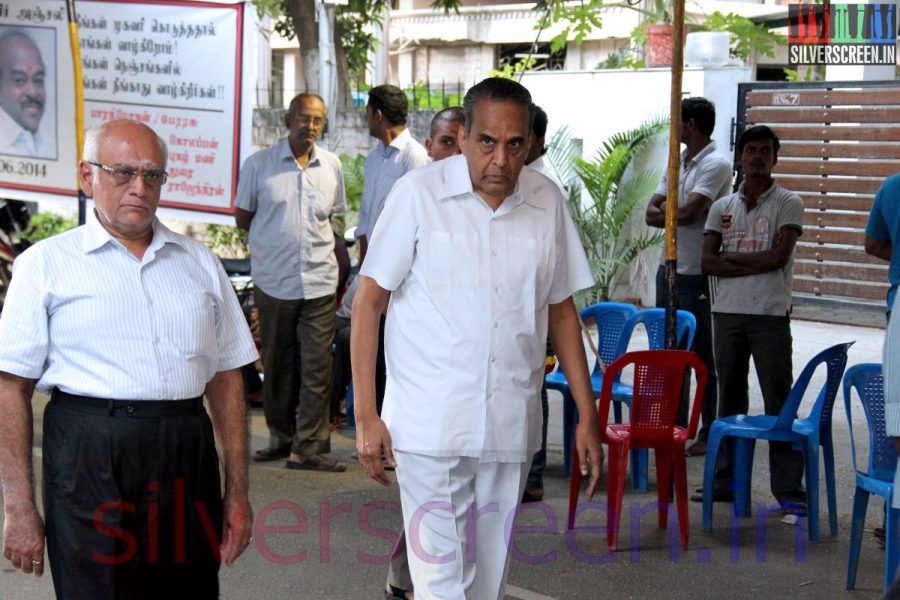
[519,66,752,303]
[250,107,437,159]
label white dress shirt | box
[361,154,594,462]
[884,293,900,506]
[235,141,346,300]
[355,128,429,240]
[0,106,49,158]
[526,156,566,196]
[0,216,258,400]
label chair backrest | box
[615,308,697,356]
[843,363,897,482]
[579,302,639,375]
[598,349,708,444]
[773,341,854,432]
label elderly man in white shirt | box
[352,78,603,600]
[235,92,347,472]
[0,29,49,158]
[0,120,257,598]
[355,84,429,264]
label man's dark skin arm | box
[645,192,714,228]
[204,368,253,566]
[234,208,254,231]
[0,372,44,577]
[702,227,800,278]
[350,276,393,485]
[865,235,892,261]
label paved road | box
[0,319,888,598]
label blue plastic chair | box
[844,364,899,592]
[701,341,852,542]
[613,308,697,491]
[546,301,637,477]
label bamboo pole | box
[664,0,686,349]
[65,0,86,225]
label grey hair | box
[83,121,168,175]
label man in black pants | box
[0,120,258,598]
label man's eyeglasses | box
[86,161,168,187]
[292,114,326,127]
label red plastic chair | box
[567,349,707,551]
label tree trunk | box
[290,0,319,93]
[333,16,352,110]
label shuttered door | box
[736,81,900,318]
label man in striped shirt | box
[0,120,258,598]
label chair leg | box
[630,448,649,492]
[702,429,723,533]
[822,437,838,536]
[673,449,690,550]
[655,448,673,531]
[607,443,629,551]
[733,439,755,518]
[563,390,576,478]
[803,443,820,543]
[886,506,900,593]
[567,447,582,531]
[846,487,869,590]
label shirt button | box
[153,337,160,344]
[493,286,499,293]
[148,298,154,305]
[490,356,496,363]
[126,405,135,414]
[493,322,498,329]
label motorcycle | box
[219,256,263,406]
[0,199,32,311]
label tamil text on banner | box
[0,0,243,213]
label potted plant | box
[544,117,668,304]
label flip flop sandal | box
[285,455,347,472]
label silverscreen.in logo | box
[788,2,896,65]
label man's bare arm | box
[350,276,393,485]
[717,227,800,274]
[548,297,604,500]
[204,368,252,566]
[646,192,714,229]
[234,208,254,231]
[865,235,892,261]
[0,372,44,576]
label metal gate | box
[735,80,900,325]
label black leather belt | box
[51,388,204,417]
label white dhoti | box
[394,451,530,600]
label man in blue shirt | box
[865,173,900,315]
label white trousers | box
[394,451,530,600]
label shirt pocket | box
[313,188,334,223]
[426,230,479,320]
[156,292,216,358]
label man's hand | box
[356,415,395,487]
[575,419,604,500]
[219,492,253,566]
[2,503,45,576]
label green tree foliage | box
[340,153,365,213]
[548,118,667,303]
[25,212,77,242]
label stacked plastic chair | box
[568,349,707,551]
[612,308,697,491]
[844,363,899,592]
[546,301,637,477]
[701,342,852,542]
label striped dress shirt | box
[0,216,258,400]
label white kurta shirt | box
[0,216,258,399]
[355,128,429,240]
[361,154,594,462]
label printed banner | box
[0,0,243,213]
[788,2,897,65]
